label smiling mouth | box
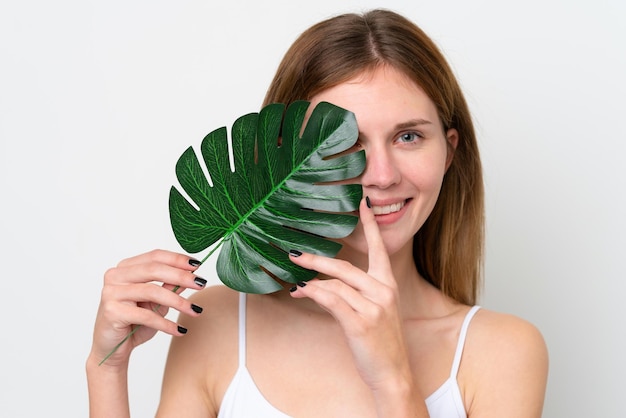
[371,199,408,215]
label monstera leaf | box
[169,101,365,293]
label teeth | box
[372,201,405,215]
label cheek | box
[404,156,447,193]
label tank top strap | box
[237,292,247,367]
[449,305,480,378]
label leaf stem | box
[202,241,223,263]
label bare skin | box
[87,66,548,417]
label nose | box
[360,146,401,189]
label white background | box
[1,0,624,416]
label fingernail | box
[289,286,297,293]
[189,259,202,267]
[178,325,188,334]
[289,249,302,257]
[194,276,207,287]
[191,304,203,314]
[366,196,371,208]
[297,281,307,288]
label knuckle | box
[172,294,188,312]
[100,283,115,301]
[176,269,192,283]
[103,267,118,284]
[115,257,131,268]
[328,259,353,276]
[336,259,353,270]
[378,286,397,308]
[147,248,166,259]
[368,303,385,322]
[322,292,342,310]
[100,300,121,322]
[144,283,163,299]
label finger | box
[102,282,203,319]
[291,278,376,319]
[104,261,207,291]
[111,301,188,337]
[117,249,202,272]
[288,250,380,293]
[361,197,394,284]
[162,282,188,295]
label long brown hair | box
[263,9,484,305]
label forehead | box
[308,65,441,129]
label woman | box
[87,9,548,417]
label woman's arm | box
[86,356,131,418]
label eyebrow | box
[394,119,433,130]
[357,118,436,140]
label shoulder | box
[178,285,241,351]
[468,308,547,354]
[461,308,549,417]
[179,285,242,365]
[158,285,241,417]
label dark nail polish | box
[189,259,202,267]
[191,304,203,314]
[366,196,371,208]
[289,286,297,292]
[297,281,307,288]
[289,249,302,257]
[194,276,207,287]
[178,325,188,334]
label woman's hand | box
[289,198,426,416]
[88,249,206,368]
[86,250,207,418]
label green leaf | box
[169,101,365,293]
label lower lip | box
[373,199,410,225]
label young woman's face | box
[308,65,457,258]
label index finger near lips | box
[361,197,393,282]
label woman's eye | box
[396,132,421,143]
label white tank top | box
[218,293,480,418]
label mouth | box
[370,199,410,215]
